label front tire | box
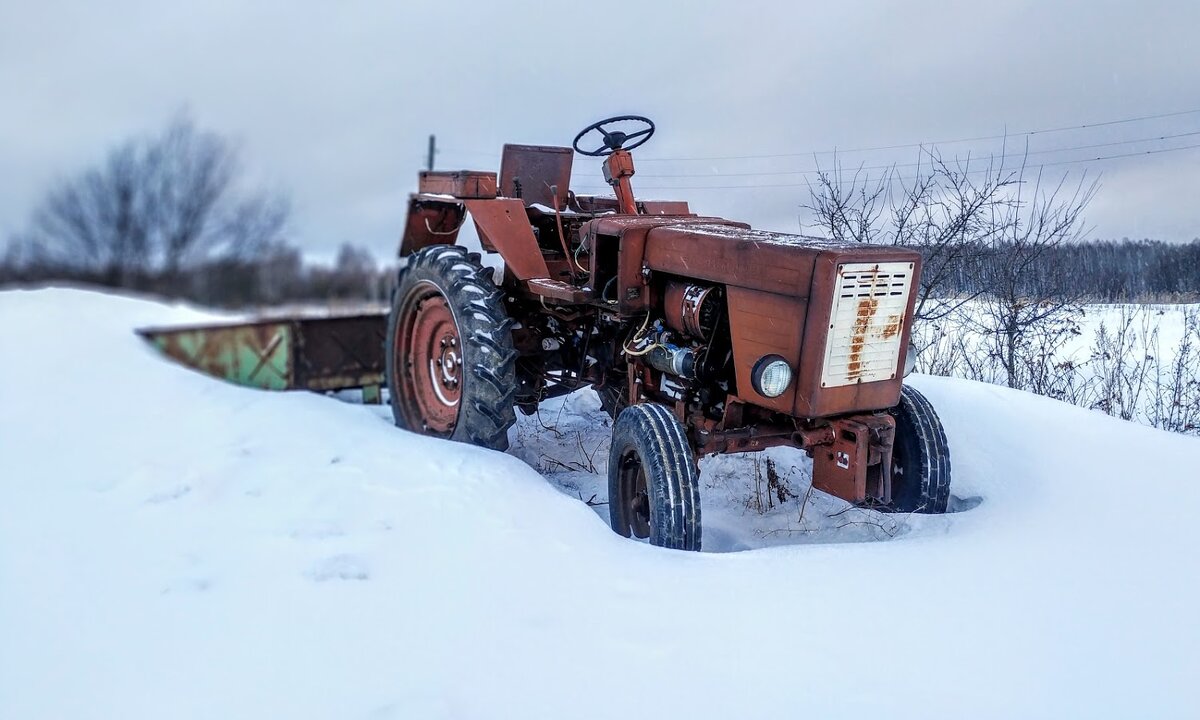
[886,384,952,513]
[608,404,701,550]
[386,245,517,450]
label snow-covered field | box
[913,301,1200,434]
[915,301,1199,374]
[2,287,1199,719]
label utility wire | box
[440,107,1200,164]
[569,141,1200,191]
[633,107,1200,162]
[604,130,1200,179]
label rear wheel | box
[886,384,951,513]
[607,404,701,550]
[386,245,517,450]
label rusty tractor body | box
[387,116,951,550]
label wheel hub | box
[619,452,652,539]
[432,334,462,403]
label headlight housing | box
[752,355,793,398]
[903,342,917,377]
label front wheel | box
[386,245,517,450]
[886,384,952,513]
[607,404,701,550]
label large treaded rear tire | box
[386,245,517,451]
[608,404,701,551]
[887,384,951,513]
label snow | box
[2,287,1199,719]
[528,202,580,216]
[679,222,869,250]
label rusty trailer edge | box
[137,312,388,398]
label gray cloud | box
[2,0,1198,262]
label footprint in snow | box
[146,484,192,504]
[308,554,370,582]
[289,520,346,540]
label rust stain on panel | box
[846,297,879,380]
[881,313,903,340]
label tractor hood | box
[642,223,918,298]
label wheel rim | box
[393,280,463,436]
[618,450,652,538]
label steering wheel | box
[572,115,656,156]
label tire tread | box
[385,245,517,451]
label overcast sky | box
[3,0,1198,261]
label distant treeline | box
[0,240,394,308]
[925,238,1200,302]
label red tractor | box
[387,115,951,550]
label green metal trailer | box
[137,312,388,402]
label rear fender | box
[399,195,549,281]
[399,196,466,256]
[463,199,548,280]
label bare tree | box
[306,243,383,301]
[15,114,288,289]
[803,150,1019,323]
[804,146,1096,389]
[254,241,306,303]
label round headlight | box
[752,355,793,398]
[903,342,917,377]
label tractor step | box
[526,278,594,303]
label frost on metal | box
[820,261,913,388]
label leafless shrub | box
[910,319,973,377]
[824,503,902,537]
[1088,306,1200,434]
[1010,312,1085,401]
[974,166,1097,388]
[747,457,800,514]
[1088,307,1153,420]
[1148,308,1200,434]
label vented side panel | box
[820,261,914,388]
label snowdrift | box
[1,288,1198,719]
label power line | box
[433,108,1200,193]
[441,107,1200,164]
[632,107,1200,162]
[586,129,1200,179]
[569,141,1200,191]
